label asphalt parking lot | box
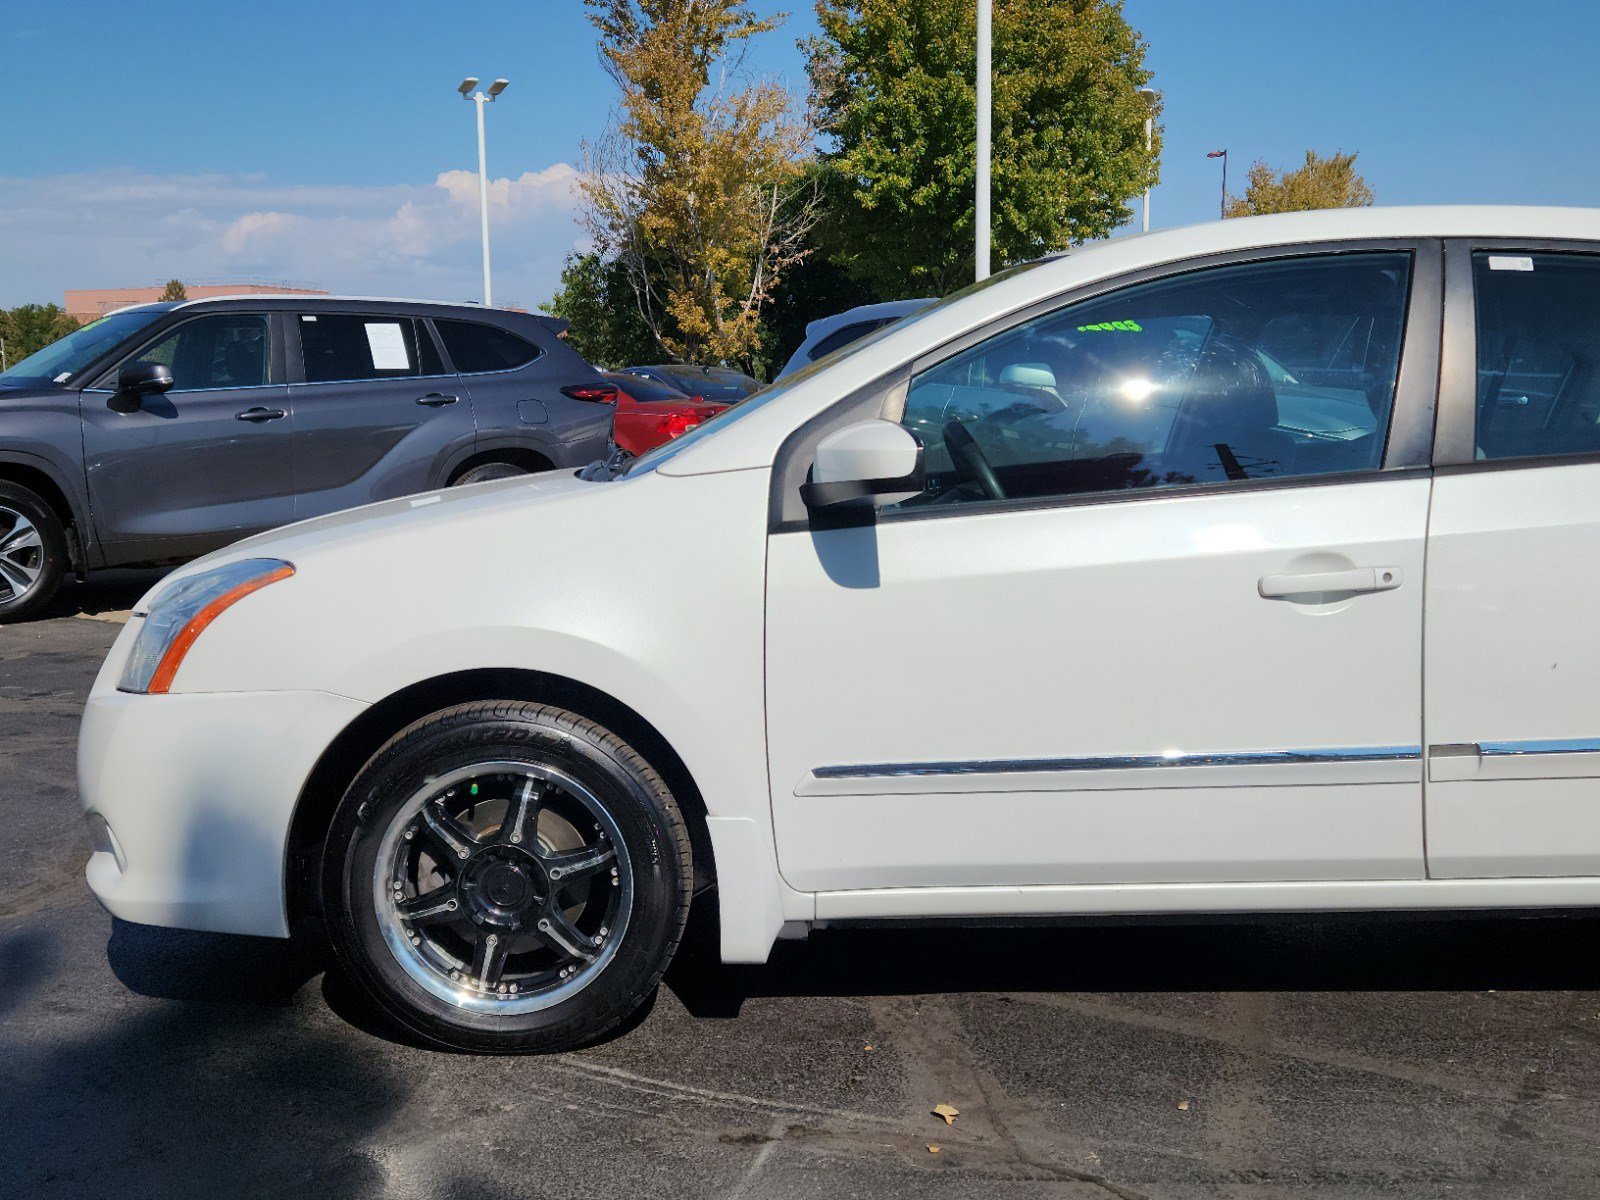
[6,578,1600,1198]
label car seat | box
[1162,334,1294,483]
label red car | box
[562,371,733,458]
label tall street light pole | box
[975,0,992,281]
[1207,148,1228,219]
[1138,86,1158,233]
[458,76,510,306]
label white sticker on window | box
[1487,255,1535,272]
[301,315,316,322]
[364,322,411,370]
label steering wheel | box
[943,420,1006,501]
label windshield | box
[0,309,165,386]
[623,257,1057,477]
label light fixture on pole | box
[1206,148,1228,219]
[975,0,992,281]
[1138,86,1158,233]
[458,75,510,306]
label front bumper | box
[78,684,367,938]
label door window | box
[889,252,1412,509]
[434,319,543,374]
[298,314,438,383]
[1472,252,1600,460]
[131,314,269,390]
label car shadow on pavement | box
[666,907,1600,1019]
[106,919,324,1006]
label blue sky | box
[2,0,1598,308]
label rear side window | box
[1473,252,1600,461]
[298,315,437,382]
[435,319,543,374]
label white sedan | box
[79,206,1600,1052]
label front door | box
[81,311,293,563]
[287,312,475,518]
[1425,246,1600,877]
[766,248,1436,894]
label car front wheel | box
[324,701,694,1053]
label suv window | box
[1473,252,1600,461]
[132,314,270,391]
[889,252,1412,509]
[298,314,440,383]
[435,319,542,374]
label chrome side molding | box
[814,746,1423,781]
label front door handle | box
[235,406,288,423]
[1258,566,1403,598]
[415,392,459,407]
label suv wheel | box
[0,482,68,622]
[323,702,694,1053]
[453,462,529,486]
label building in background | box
[64,282,327,324]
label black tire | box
[452,462,530,486]
[323,701,693,1054]
[0,482,68,623]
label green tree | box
[160,279,188,301]
[545,252,659,368]
[579,0,817,369]
[0,304,80,368]
[1225,150,1374,217]
[809,0,1158,298]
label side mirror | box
[800,420,925,510]
[117,361,174,399]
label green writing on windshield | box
[1076,320,1143,333]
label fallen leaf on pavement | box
[927,1144,941,1154]
[932,1103,959,1125]
[1177,1100,1191,1111]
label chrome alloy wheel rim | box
[0,506,43,603]
[373,761,634,1016]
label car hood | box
[149,470,601,602]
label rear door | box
[1424,243,1600,876]
[286,311,475,517]
[81,310,293,562]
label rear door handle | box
[1258,566,1403,598]
[235,406,287,423]
[415,392,459,407]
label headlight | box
[118,558,294,694]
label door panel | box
[1424,463,1600,876]
[766,478,1430,892]
[81,312,292,562]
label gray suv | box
[0,296,614,619]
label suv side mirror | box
[117,361,174,399]
[800,420,925,510]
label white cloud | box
[0,165,584,310]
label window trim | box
[431,317,545,378]
[84,311,284,394]
[284,311,457,387]
[769,238,1443,533]
[1434,238,1600,470]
